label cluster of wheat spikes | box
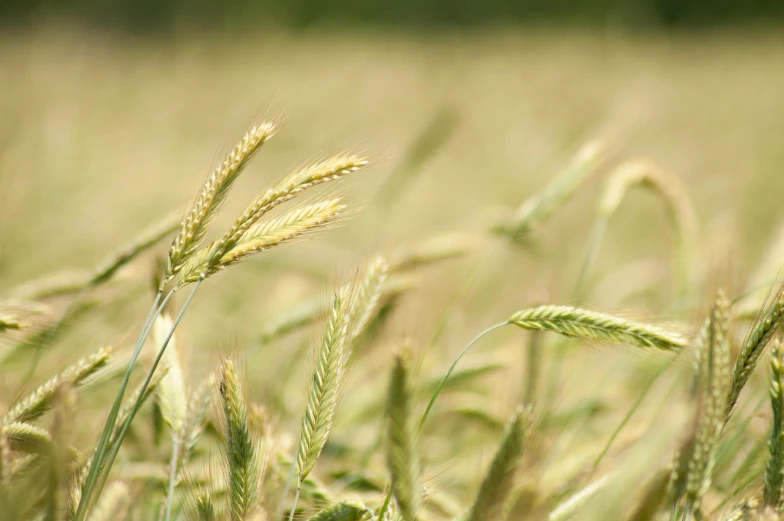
[5,119,784,521]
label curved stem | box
[419,322,508,431]
[75,288,169,521]
[588,356,675,478]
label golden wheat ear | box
[177,198,346,286]
[165,122,277,283]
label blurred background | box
[2,4,784,517]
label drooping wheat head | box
[508,305,686,352]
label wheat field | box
[2,24,784,520]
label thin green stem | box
[74,288,169,521]
[164,436,180,521]
[288,484,302,521]
[93,280,201,506]
[419,322,508,431]
[588,357,675,477]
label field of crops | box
[2,25,784,520]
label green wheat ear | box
[220,359,261,521]
[466,407,528,521]
[670,291,732,515]
[386,348,421,521]
[508,305,686,351]
[307,501,369,521]
[764,339,784,510]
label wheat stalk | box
[579,158,697,299]
[220,360,261,521]
[165,122,277,281]
[70,366,168,517]
[508,305,686,351]
[386,349,421,521]
[3,346,111,424]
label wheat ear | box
[579,158,697,299]
[307,501,369,521]
[466,408,528,521]
[154,313,188,432]
[165,122,276,281]
[220,360,261,521]
[178,198,345,285]
[668,292,732,514]
[721,498,759,521]
[296,289,352,483]
[3,346,111,424]
[764,339,784,509]
[208,153,367,265]
[508,305,686,351]
[499,141,604,240]
[86,481,131,521]
[386,350,421,521]
[289,288,353,521]
[389,234,477,272]
[728,285,784,417]
[348,256,389,352]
